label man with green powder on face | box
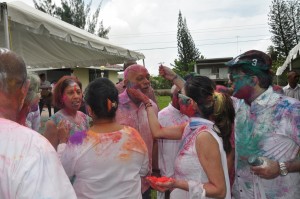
[227,50,300,199]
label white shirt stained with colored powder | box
[0,118,76,199]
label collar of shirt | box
[118,89,131,105]
[285,83,300,90]
[167,103,184,115]
[250,86,280,113]
[189,117,214,130]
[118,89,147,109]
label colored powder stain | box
[86,130,101,142]
[0,155,11,167]
[123,127,147,154]
[119,153,130,160]
[69,130,87,145]
[101,132,122,143]
[146,176,174,189]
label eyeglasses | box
[228,73,251,82]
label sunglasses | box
[228,73,252,82]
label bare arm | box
[196,131,226,198]
[126,88,187,140]
[159,65,185,90]
[252,156,300,179]
[145,105,186,140]
[43,120,59,150]
[286,158,300,172]
[154,131,227,198]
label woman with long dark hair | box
[128,66,235,199]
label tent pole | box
[2,3,10,49]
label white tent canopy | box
[0,1,145,70]
[276,43,300,75]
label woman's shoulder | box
[122,126,147,151]
[48,111,64,122]
[77,111,90,121]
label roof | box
[276,43,300,75]
[196,57,233,65]
[0,1,145,70]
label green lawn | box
[156,95,171,110]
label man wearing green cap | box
[227,50,300,199]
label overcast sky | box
[23,0,273,75]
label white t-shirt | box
[0,118,76,199]
[58,126,149,199]
[283,84,300,101]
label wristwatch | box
[279,162,288,176]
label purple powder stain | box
[69,130,87,145]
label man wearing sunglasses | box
[226,50,300,199]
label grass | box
[156,95,171,110]
[151,189,157,199]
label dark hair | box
[53,76,82,109]
[123,59,137,70]
[185,76,215,118]
[39,73,46,78]
[84,78,118,119]
[185,76,234,153]
[287,70,299,76]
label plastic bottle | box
[248,155,264,166]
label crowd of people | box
[0,47,299,199]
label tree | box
[287,0,300,44]
[268,0,299,57]
[34,0,110,38]
[175,10,201,76]
[267,45,286,85]
[33,0,57,16]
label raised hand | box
[57,120,71,144]
[251,157,280,179]
[159,65,177,81]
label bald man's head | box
[124,64,150,93]
[0,48,27,94]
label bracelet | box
[171,74,178,82]
[145,102,152,109]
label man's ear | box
[124,79,128,87]
[19,79,30,110]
